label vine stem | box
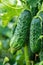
[24,43,30,65]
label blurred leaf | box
[39,35,43,39]
[0,26,13,38]
[0,0,1,3]
[39,61,43,65]
[0,40,3,50]
[2,0,17,7]
[3,57,9,65]
[0,58,3,65]
[15,49,25,65]
[5,63,10,65]
[1,6,23,27]
[2,39,9,49]
[0,3,7,16]
[0,2,24,27]
[13,62,17,65]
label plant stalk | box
[24,43,30,65]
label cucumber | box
[10,10,32,49]
[37,10,43,50]
[30,16,41,53]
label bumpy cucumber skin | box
[30,17,41,53]
[37,11,43,31]
[37,11,43,50]
[10,10,32,48]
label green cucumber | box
[10,10,32,49]
[30,16,41,53]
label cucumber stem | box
[24,43,30,65]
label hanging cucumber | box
[10,10,32,50]
[30,16,42,53]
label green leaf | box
[0,41,3,50]
[3,57,9,65]
[0,3,7,16]
[0,0,1,3]
[2,0,17,7]
[0,3,24,27]
[0,26,13,38]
